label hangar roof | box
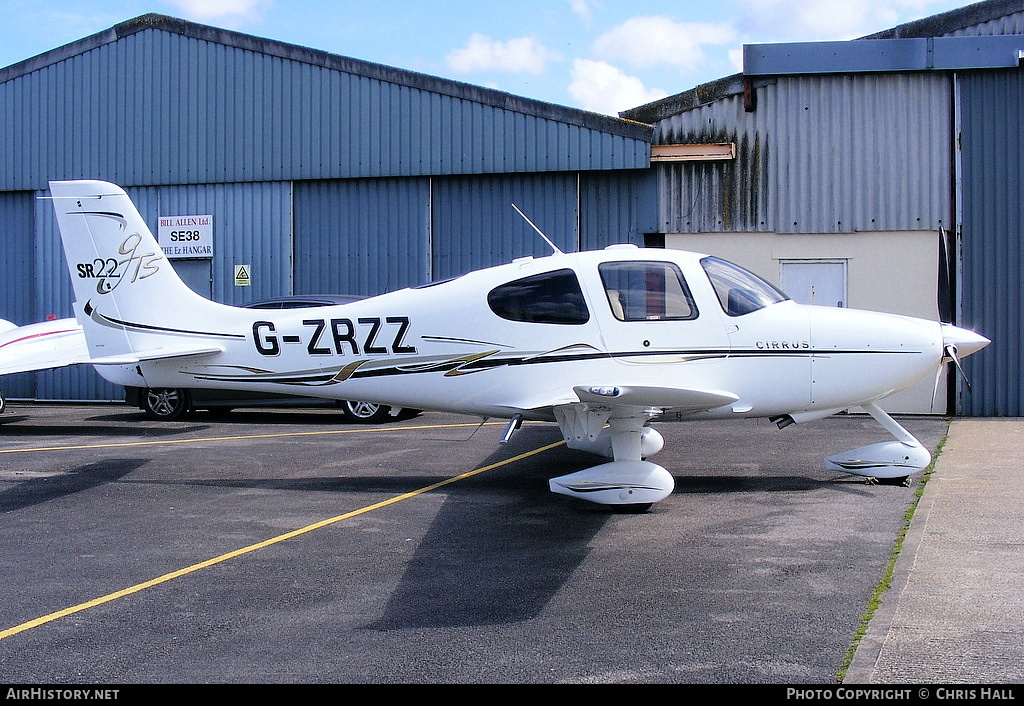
[0,13,649,142]
[620,0,1024,124]
[0,14,652,190]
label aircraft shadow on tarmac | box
[361,416,949,631]
[358,439,865,630]
[0,457,144,513]
[0,416,211,438]
[83,418,925,632]
[365,425,610,631]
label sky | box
[0,0,974,115]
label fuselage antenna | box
[512,203,563,255]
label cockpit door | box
[586,258,731,364]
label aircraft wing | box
[506,384,738,417]
[87,345,225,365]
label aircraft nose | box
[941,323,990,359]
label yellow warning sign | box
[234,264,251,287]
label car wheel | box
[143,388,190,420]
[340,400,391,423]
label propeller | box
[931,227,989,408]
[943,343,971,392]
[937,226,954,324]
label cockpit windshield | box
[701,256,789,316]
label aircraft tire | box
[340,400,391,424]
[877,475,911,487]
[613,503,654,514]
[142,388,191,421]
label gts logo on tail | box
[73,233,162,294]
[253,316,417,357]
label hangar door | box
[430,171,650,279]
[294,179,431,296]
[295,172,648,296]
[958,68,1024,416]
[431,173,579,279]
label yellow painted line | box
[0,420,505,455]
[0,437,566,641]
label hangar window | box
[701,256,788,316]
[599,261,697,321]
[487,269,589,325]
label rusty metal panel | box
[649,89,772,233]
[769,73,952,234]
[649,72,952,235]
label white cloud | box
[162,0,273,26]
[568,0,599,27]
[727,47,745,75]
[445,33,560,75]
[735,0,941,42]
[568,58,668,115]
[592,16,736,73]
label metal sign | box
[157,215,214,259]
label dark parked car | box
[125,295,419,423]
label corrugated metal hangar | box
[1,1,1022,416]
[621,0,1024,417]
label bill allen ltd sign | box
[157,215,214,259]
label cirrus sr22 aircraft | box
[49,180,989,510]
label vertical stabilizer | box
[49,180,231,362]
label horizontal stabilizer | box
[88,345,224,365]
[573,385,737,411]
[0,319,90,375]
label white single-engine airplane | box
[0,317,88,377]
[0,316,89,413]
[49,180,989,509]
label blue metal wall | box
[959,67,1024,416]
[431,173,581,278]
[0,191,38,399]
[294,178,431,295]
[137,181,294,305]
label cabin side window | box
[598,261,698,321]
[487,269,590,325]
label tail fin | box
[49,180,233,363]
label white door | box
[781,260,846,308]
